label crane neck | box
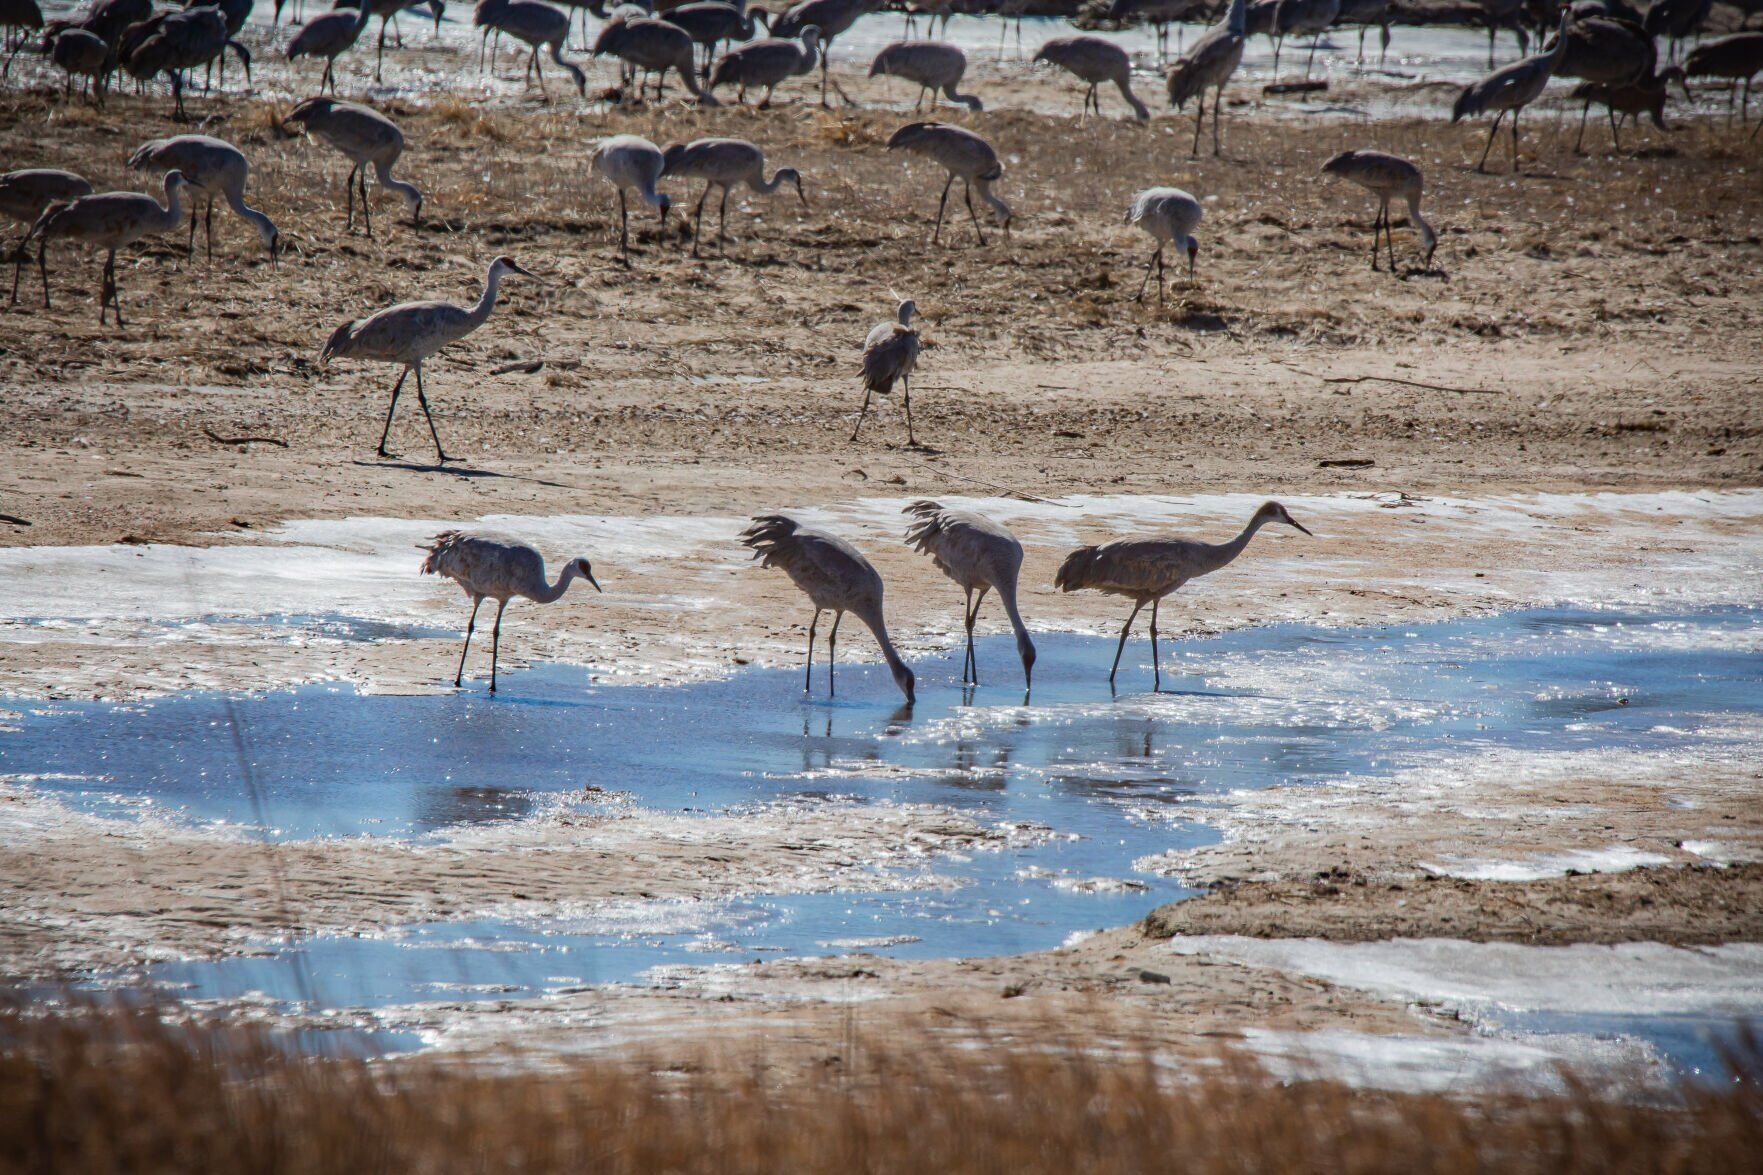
[1204,510,1275,575]
[532,561,585,604]
[996,580,1036,663]
[467,263,508,331]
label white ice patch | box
[1419,846,1674,881]
[1680,840,1761,867]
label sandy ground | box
[3,52,1762,1082]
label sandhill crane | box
[3,0,44,78]
[122,7,250,122]
[886,121,1011,246]
[1321,149,1436,272]
[287,3,371,92]
[592,135,671,260]
[284,97,424,236]
[870,39,982,111]
[1055,500,1312,689]
[592,15,718,103]
[708,22,819,105]
[902,0,951,41]
[46,27,110,104]
[740,514,916,702]
[1034,35,1150,121]
[24,171,189,326]
[1475,0,1529,70]
[1557,14,1654,149]
[1125,187,1201,303]
[853,298,921,445]
[1244,0,1278,37]
[188,0,256,91]
[660,137,807,257]
[419,530,600,692]
[475,0,586,97]
[986,0,1032,61]
[1452,12,1572,172]
[1682,32,1763,124]
[1,168,91,305]
[1270,0,1339,78]
[768,0,873,106]
[1167,0,1247,156]
[1642,0,1708,65]
[903,501,1034,689]
[126,135,277,265]
[321,254,535,462]
[666,1,766,78]
[1570,65,1684,150]
[1108,0,1202,64]
[1334,0,1389,67]
[333,0,445,82]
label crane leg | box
[902,374,916,447]
[1510,107,1521,173]
[1191,93,1204,157]
[1134,245,1161,303]
[851,388,873,441]
[1386,204,1398,273]
[187,207,199,262]
[1305,35,1318,81]
[37,240,50,309]
[344,165,356,233]
[361,166,374,238]
[968,586,989,687]
[1369,204,1383,271]
[932,174,952,245]
[827,611,840,696]
[1149,597,1161,691]
[1213,83,1224,155]
[1109,601,1146,688]
[718,187,729,254]
[1273,35,1283,75]
[692,185,709,258]
[413,363,450,463]
[205,199,215,264]
[1575,99,1592,154]
[804,608,820,692]
[962,180,986,246]
[377,367,408,457]
[488,598,508,693]
[322,57,334,95]
[377,25,386,83]
[1475,111,1504,173]
[960,587,975,684]
[455,596,482,687]
[617,188,630,260]
[8,238,23,306]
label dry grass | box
[2,1001,1760,1173]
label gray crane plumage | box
[1166,0,1246,156]
[903,500,1034,689]
[287,4,371,92]
[122,6,250,120]
[1270,0,1339,78]
[321,254,535,462]
[1557,15,1654,149]
[592,16,718,104]
[592,134,671,259]
[660,137,806,257]
[1107,0,1203,63]
[665,2,766,79]
[1321,149,1436,272]
[1,168,91,306]
[740,514,916,702]
[1452,12,1572,172]
[1055,500,1312,689]
[1034,35,1150,121]
[1125,186,1202,303]
[475,0,585,97]
[707,24,818,105]
[1334,0,1390,67]
[886,120,1011,247]
[768,0,873,106]
[853,298,920,445]
[419,530,601,692]
[285,97,423,236]
[1569,65,1684,150]
[2,0,44,79]
[127,135,278,264]
[1475,0,1529,70]
[869,40,981,111]
[47,27,109,104]
[24,170,189,326]
[333,0,444,81]
[1682,33,1763,125]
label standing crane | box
[869,40,982,111]
[1334,0,1390,68]
[332,0,446,82]
[740,514,917,703]
[707,22,819,105]
[1125,186,1202,303]
[3,0,44,79]
[1321,149,1436,271]
[284,97,424,236]
[1682,32,1763,124]
[45,28,110,105]
[592,135,671,260]
[1475,0,1529,70]
[1,168,92,305]
[664,1,767,79]
[853,297,921,445]
[126,135,278,264]
[1556,13,1654,151]
[1107,0,1204,64]
[885,121,1012,246]
[320,255,536,463]
[419,530,601,693]
[1270,0,1339,79]
[1166,0,1247,157]
[1569,65,1685,150]
[24,171,190,326]
[592,15,718,103]
[1034,35,1151,121]
[287,3,371,92]
[474,0,586,98]
[1642,0,1709,65]
[1451,12,1572,172]
[659,138,808,257]
[1055,501,1312,689]
[768,0,873,106]
[122,5,250,119]
[903,501,1035,689]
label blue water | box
[6,606,1761,1069]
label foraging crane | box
[1034,35,1150,121]
[1334,0,1390,68]
[1556,14,1654,149]
[45,27,110,105]
[1451,12,1572,172]
[1125,187,1202,303]
[1682,32,1763,124]
[869,39,982,111]
[707,22,819,105]
[903,501,1035,689]
[1641,0,1708,65]
[287,3,371,92]
[659,137,807,257]
[284,97,424,236]
[853,298,921,445]
[768,0,873,106]
[665,1,767,78]
[592,15,718,103]
[1055,500,1313,689]
[475,0,586,98]
[1475,0,1529,69]
[885,121,1011,246]
[24,171,190,327]
[1321,149,1436,271]
[122,7,250,122]
[126,135,278,264]
[1166,0,1247,156]
[740,514,916,703]
[321,254,536,462]
[419,530,601,693]
[332,0,446,82]
[592,135,671,260]
[1270,0,1339,78]
[1,168,91,305]
[1569,66,1684,150]
[3,0,44,78]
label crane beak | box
[588,571,602,592]
[1289,519,1313,536]
[507,259,537,278]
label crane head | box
[892,661,916,704]
[574,558,603,592]
[491,254,536,279]
[1259,500,1312,536]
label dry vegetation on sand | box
[3,1002,1761,1173]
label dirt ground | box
[3,53,1761,1073]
